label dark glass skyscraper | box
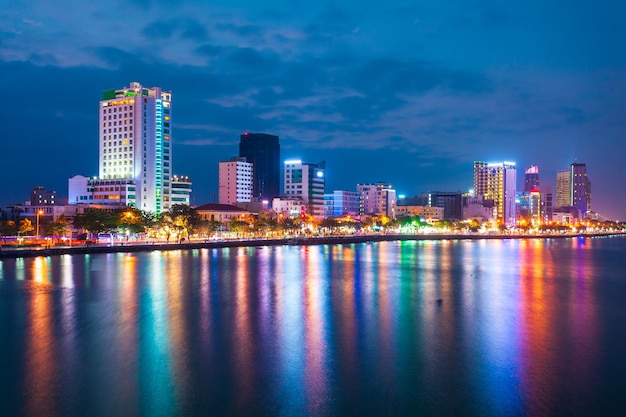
[524,165,540,192]
[571,162,591,216]
[239,133,280,200]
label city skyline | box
[1,1,625,220]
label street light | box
[36,209,44,239]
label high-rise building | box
[555,169,571,208]
[524,165,540,192]
[239,133,280,200]
[571,163,591,217]
[68,81,191,214]
[539,186,553,224]
[357,183,397,218]
[283,159,325,218]
[219,157,253,205]
[473,161,517,226]
[554,163,591,217]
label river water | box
[1,236,625,416]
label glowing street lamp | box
[36,209,44,239]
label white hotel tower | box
[219,157,253,205]
[69,82,191,214]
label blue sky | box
[2,0,625,219]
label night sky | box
[2,1,625,220]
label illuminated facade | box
[272,198,306,218]
[395,205,444,220]
[554,163,591,217]
[283,160,325,218]
[324,190,360,218]
[219,157,253,205]
[473,161,517,226]
[555,169,571,208]
[357,183,397,218]
[69,82,191,214]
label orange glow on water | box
[24,275,57,415]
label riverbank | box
[0,231,623,259]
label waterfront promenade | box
[0,231,622,259]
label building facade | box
[272,198,306,219]
[473,161,517,226]
[30,186,56,206]
[219,157,253,205]
[357,183,397,218]
[422,191,463,220]
[395,205,444,220]
[555,169,571,208]
[195,203,252,226]
[69,82,191,214]
[239,133,280,200]
[524,165,540,192]
[283,160,325,218]
[323,190,360,218]
[571,163,591,217]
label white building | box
[219,157,253,205]
[272,198,305,219]
[68,81,191,214]
[283,160,325,219]
[357,183,397,218]
[171,175,192,206]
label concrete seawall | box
[0,232,623,259]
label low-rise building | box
[272,198,305,219]
[195,203,253,225]
[324,190,360,218]
[396,205,444,220]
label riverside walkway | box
[0,232,623,259]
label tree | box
[196,219,222,237]
[0,220,18,237]
[19,218,35,236]
[46,215,70,241]
[229,219,249,236]
[117,208,147,234]
[279,216,301,234]
[0,220,18,245]
[73,209,118,235]
[159,205,200,242]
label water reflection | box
[0,237,624,416]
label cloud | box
[141,18,209,40]
[22,18,42,26]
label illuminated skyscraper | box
[69,81,191,213]
[357,183,397,217]
[473,161,517,226]
[239,133,280,200]
[284,160,325,218]
[555,163,591,217]
[524,165,540,192]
